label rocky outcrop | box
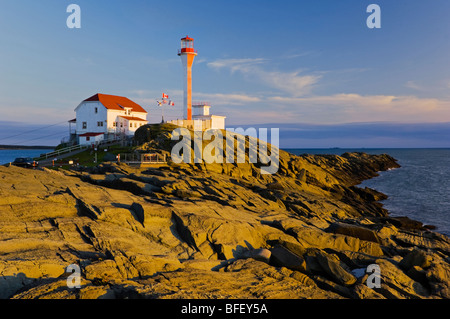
[0,132,449,299]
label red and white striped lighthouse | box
[178,35,197,121]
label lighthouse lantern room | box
[179,36,196,54]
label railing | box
[39,144,88,160]
[192,101,211,106]
[119,153,167,164]
[37,137,124,160]
[166,119,213,131]
[98,136,125,146]
[178,48,198,55]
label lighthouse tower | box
[167,36,226,130]
[178,36,197,121]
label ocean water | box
[285,148,450,237]
[0,149,54,165]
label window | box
[95,107,98,114]
[120,123,123,128]
[113,122,116,127]
[82,122,87,129]
[86,136,90,141]
[130,122,133,128]
[97,121,103,127]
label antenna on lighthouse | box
[178,35,198,121]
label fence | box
[166,119,213,131]
[119,153,167,164]
[40,144,88,160]
[38,136,125,160]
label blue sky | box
[0,0,449,147]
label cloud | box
[128,89,449,126]
[207,58,267,73]
[128,89,260,107]
[280,51,317,60]
[0,101,74,125]
[128,65,449,126]
[267,94,450,124]
[230,122,450,148]
[405,81,424,91]
[128,89,183,105]
[207,57,321,97]
[260,70,321,97]
[0,121,68,147]
[194,57,208,64]
[127,89,262,123]
[192,92,262,106]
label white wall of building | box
[107,110,123,133]
[193,105,210,116]
[79,134,104,146]
[193,119,203,131]
[127,119,147,134]
[76,101,148,137]
[211,115,226,130]
[116,117,147,136]
[75,102,108,135]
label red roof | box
[79,132,104,137]
[84,93,147,113]
[119,116,148,121]
[181,35,194,41]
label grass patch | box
[50,144,134,168]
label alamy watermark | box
[171,127,279,175]
[66,4,81,29]
[366,4,381,29]
[65,4,379,30]
[66,263,81,289]
[366,263,381,289]
[64,262,381,290]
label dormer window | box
[122,107,132,116]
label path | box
[38,147,90,167]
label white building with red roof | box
[74,93,148,145]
